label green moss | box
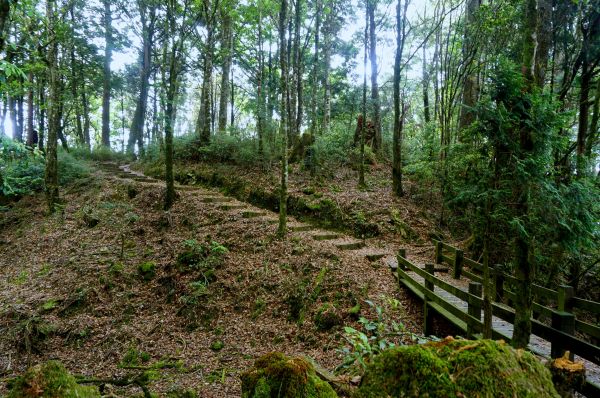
[7,361,100,398]
[137,261,156,281]
[210,340,225,351]
[356,338,560,398]
[241,352,337,398]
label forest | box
[0,0,599,397]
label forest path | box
[99,162,399,268]
[98,162,599,391]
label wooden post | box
[552,285,575,360]
[557,285,574,312]
[551,311,575,360]
[494,264,504,303]
[423,263,435,336]
[467,282,482,337]
[425,263,435,291]
[434,241,443,264]
[453,249,464,279]
[397,248,407,270]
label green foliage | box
[70,146,132,162]
[241,352,337,398]
[7,361,100,398]
[176,239,228,282]
[0,137,90,198]
[446,59,599,284]
[120,346,151,367]
[356,339,560,398]
[337,300,419,373]
[137,261,157,281]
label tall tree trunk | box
[16,95,24,142]
[295,0,303,141]
[0,0,9,53]
[458,0,479,136]
[367,0,381,153]
[512,0,550,349]
[278,0,289,236]
[38,81,46,151]
[392,0,408,197]
[322,8,331,136]
[26,71,35,146]
[70,6,83,146]
[310,0,320,135]
[587,78,600,159]
[45,0,59,212]
[218,8,232,135]
[257,6,265,156]
[359,1,368,188]
[101,0,113,147]
[128,4,156,155]
[422,45,431,124]
[81,79,90,149]
[197,5,214,145]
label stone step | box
[335,241,365,250]
[242,210,266,218]
[365,253,387,262]
[134,177,158,183]
[312,233,340,241]
[201,197,233,203]
[290,224,314,232]
[219,204,246,211]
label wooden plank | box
[464,257,483,272]
[401,261,484,309]
[397,268,482,332]
[441,254,454,266]
[440,241,457,253]
[462,269,483,284]
[572,297,600,314]
[532,285,557,301]
[575,319,600,340]
[530,319,600,365]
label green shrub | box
[7,361,100,397]
[137,261,157,281]
[70,146,132,162]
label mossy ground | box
[241,352,338,398]
[356,338,560,398]
[7,361,100,398]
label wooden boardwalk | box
[386,256,600,394]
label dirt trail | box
[0,162,424,397]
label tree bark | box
[218,8,232,135]
[458,0,479,136]
[278,0,289,236]
[45,0,59,212]
[422,45,430,124]
[322,7,332,136]
[26,71,35,146]
[128,3,156,156]
[0,0,9,53]
[367,0,381,153]
[392,0,408,197]
[101,0,113,147]
[359,1,368,188]
[310,0,320,135]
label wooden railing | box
[393,243,600,397]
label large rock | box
[7,361,100,398]
[356,338,560,398]
[241,352,337,398]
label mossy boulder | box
[356,338,560,398]
[241,352,337,398]
[7,361,100,398]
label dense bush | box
[70,146,132,162]
[1,137,91,198]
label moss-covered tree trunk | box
[392,0,408,197]
[277,0,288,237]
[367,0,381,153]
[101,0,112,147]
[45,0,59,212]
[218,7,232,135]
